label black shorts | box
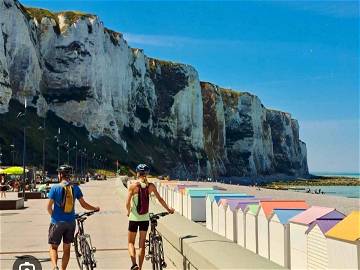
[128,221,149,232]
[48,221,76,245]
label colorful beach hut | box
[236,202,261,247]
[245,204,260,253]
[257,200,308,260]
[173,185,197,214]
[306,218,344,269]
[268,208,307,268]
[289,206,345,270]
[205,193,248,231]
[182,187,214,218]
[212,194,250,234]
[218,197,255,237]
[225,199,259,242]
[186,188,218,221]
[325,211,360,270]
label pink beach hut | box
[289,206,345,270]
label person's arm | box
[76,186,99,211]
[149,184,174,214]
[126,185,134,217]
[78,197,100,211]
[47,199,54,216]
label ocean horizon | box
[310,172,360,178]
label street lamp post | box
[75,140,78,177]
[38,116,47,181]
[54,128,61,169]
[17,98,27,198]
[10,144,15,165]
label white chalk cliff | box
[0,0,308,178]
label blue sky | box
[23,0,359,173]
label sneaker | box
[130,264,139,270]
[53,267,59,270]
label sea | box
[301,172,360,199]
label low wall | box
[118,178,282,269]
[0,198,24,210]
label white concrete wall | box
[290,223,308,269]
[327,238,359,270]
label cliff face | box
[200,82,307,177]
[0,0,308,178]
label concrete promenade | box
[0,178,152,270]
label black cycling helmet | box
[136,164,150,174]
[57,164,73,176]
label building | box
[257,200,308,260]
[306,218,344,269]
[268,208,306,268]
[289,206,345,270]
[325,211,360,270]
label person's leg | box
[49,244,59,269]
[128,231,137,267]
[138,230,147,270]
[61,243,71,270]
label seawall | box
[117,178,282,269]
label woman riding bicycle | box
[126,164,174,270]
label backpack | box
[136,182,149,215]
[61,184,75,213]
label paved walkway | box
[0,178,152,270]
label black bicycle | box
[74,210,98,270]
[145,212,169,270]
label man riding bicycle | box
[126,164,174,270]
[47,165,100,270]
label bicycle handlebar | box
[149,212,169,220]
[76,209,99,219]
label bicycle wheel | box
[82,240,94,270]
[154,237,164,270]
[151,238,159,270]
[74,233,84,270]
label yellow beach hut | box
[325,211,360,270]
